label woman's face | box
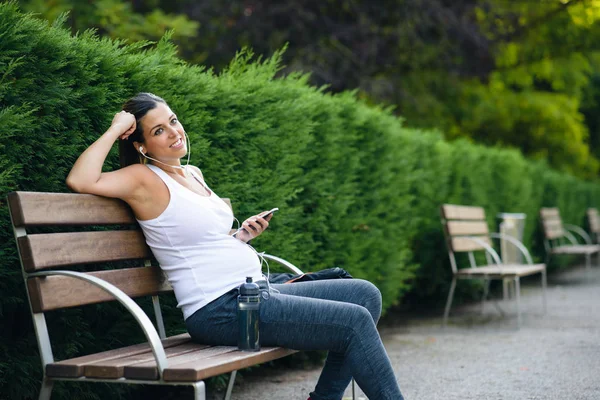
[137,102,187,164]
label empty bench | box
[440,204,546,328]
[8,191,304,400]
[540,207,600,271]
[586,208,600,244]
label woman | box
[67,92,404,400]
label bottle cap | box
[240,276,260,296]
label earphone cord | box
[248,243,279,295]
[232,217,279,295]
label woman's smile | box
[170,137,184,149]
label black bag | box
[268,267,353,284]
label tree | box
[17,0,600,178]
[19,0,198,45]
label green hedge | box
[1,3,599,399]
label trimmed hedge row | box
[1,3,599,399]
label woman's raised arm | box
[66,111,143,200]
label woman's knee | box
[344,303,379,342]
[354,279,382,323]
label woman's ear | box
[132,141,143,154]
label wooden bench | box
[586,208,600,244]
[440,204,547,328]
[7,191,305,400]
[540,207,600,271]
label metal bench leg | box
[481,279,490,314]
[224,371,237,400]
[515,277,521,329]
[443,278,457,327]
[541,269,547,314]
[38,377,53,400]
[586,253,591,271]
[503,279,509,300]
[193,381,206,400]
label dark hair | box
[118,92,167,168]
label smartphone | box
[236,208,279,234]
[259,207,279,218]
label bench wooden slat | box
[441,204,485,220]
[85,342,209,379]
[542,219,564,240]
[8,191,135,227]
[551,244,600,255]
[456,264,546,278]
[540,208,564,240]
[541,215,562,224]
[450,236,491,252]
[544,229,564,240]
[540,208,560,218]
[445,221,489,236]
[19,230,151,271]
[27,267,172,313]
[163,347,298,382]
[46,333,191,378]
[542,219,563,230]
[588,208,600,233]
[125,346,239,380]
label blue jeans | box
[185,279,404,400]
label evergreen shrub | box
[1,3,599,399]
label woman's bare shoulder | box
[125,164,165,188]
[124,163,153,176]
[105,163,163,198]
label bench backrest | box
[440,204,492,273]
[587,208,600,237]
[440,204,491,253]
[8,191,173,314]
[539,207,564,240]
[9,191,235,314]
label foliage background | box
[18,0,600,179]
[2,1,600,399]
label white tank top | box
[137,164,262,319]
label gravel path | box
[208,264,600,399]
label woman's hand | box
[110,111,136,140]
[235,212,273,242]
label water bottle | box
[238,277,260,351]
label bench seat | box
[550,244,600,255]
[456,263,546,279]
[47,332,296,381]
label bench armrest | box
[563,224,592,245]
[489,232,534,265]
[29,270,169,377]
[260,253,304,275]
[462,236,503,265]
